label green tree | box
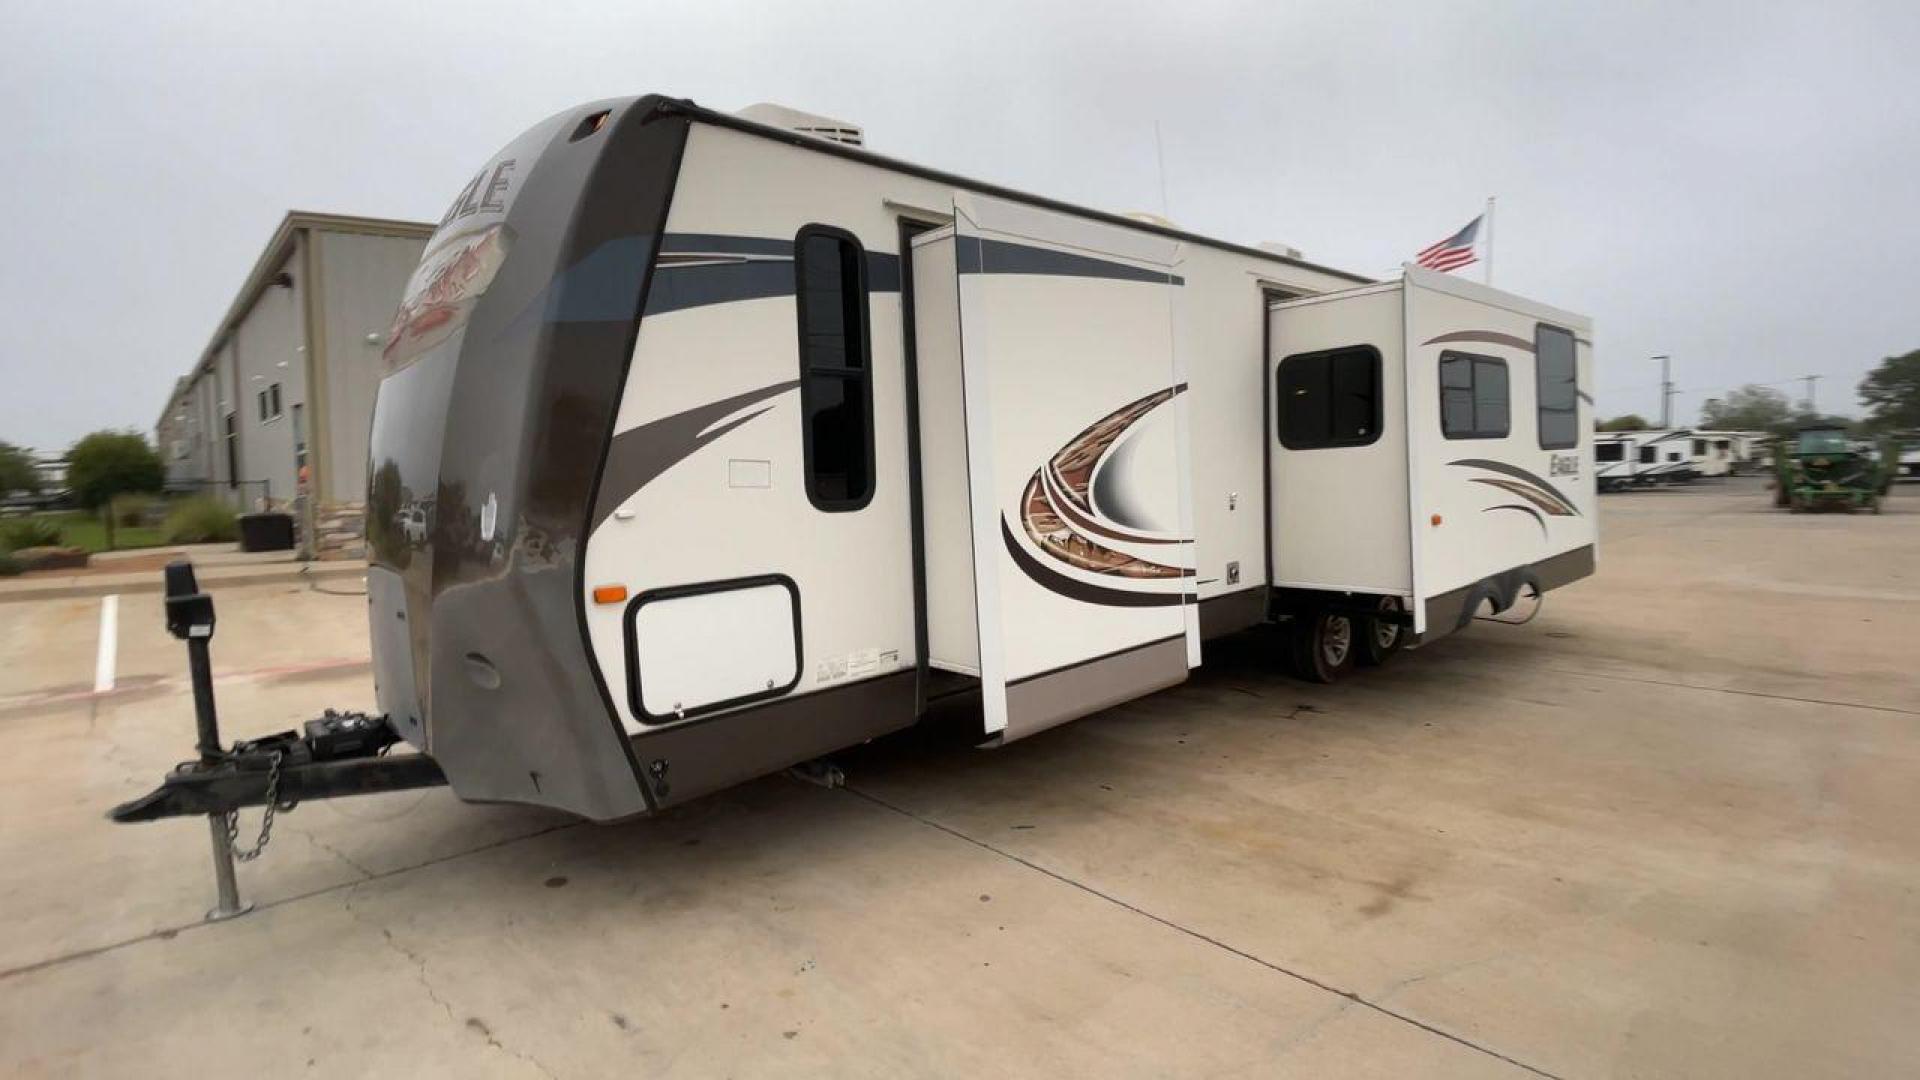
[66,431,163,550]
[1597,414,1650,432]
[0,441,40,498]
[1859,349,1920,432]
[1699,385,1795,434]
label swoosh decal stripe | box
[1002,519,1187,608]
[1485,503,1550,538]
[1421,330,1536,353]
[957,236,1185,287]
[1447,458,1580,515]
[591,380,799,532]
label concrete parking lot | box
[2,477,1916,1078]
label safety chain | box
[224,750,286,862]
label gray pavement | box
[2,476,1916,1078]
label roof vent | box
[736,103,864,147]
[1258,241,1304,260]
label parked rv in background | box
[1595,432,1644,491]
[1898,437,1920,480]
[1594,428,1771,490]
[1689,430,1770,475]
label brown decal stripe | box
[1017,384,1194,580]
[1422,330,1536,353]
[1471,477,1576,517]
[1019,474,1189,579]
[1485,503,1550,538]
[1448,458,1580,516]
[591,380,799,532]
[1041,466,1180,546]
[1002,519,1188,608]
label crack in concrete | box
[289,826,378,880]
[344,884,558,1079]
[846,785,1569,1080]
[0,819,582,983]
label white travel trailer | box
[1595,432,1643,490]
[355,95,1598,821]
[1627,430,1700,482]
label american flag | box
[1416,215,1482,273]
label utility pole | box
[1652,355,1674,429]
[1801,374,1821,415]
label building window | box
[1596,441,1624,463]
[1535,324,1578,450]
[793,225,874,510]
[224,413,240,488]
[1276,345,1382,450]
[1439,352,1509,439]
[257,390,269,422]
[269,382,283,419]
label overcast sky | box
[4,1,1917,452]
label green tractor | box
[1772,425,1896,513]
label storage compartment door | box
[625,576,801,723]
[953,193,1194,743]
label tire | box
[1289,610,1358,684]
[1358,596,1407,666]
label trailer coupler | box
[110,560,449,922]
[108,712,446,824]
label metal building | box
[156,211,432,556]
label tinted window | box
[1276,345,1381,450]
[1639,446,1656,463]
[1439,352,1509,439]
[1596,441,1624,462]
[794,226,873,510]
[1536,324,1578,449]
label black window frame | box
[1274,344,1383,451]
[792,224,877,513]
[1438,351,1510,440]
[1534,322,1578,450]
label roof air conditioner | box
[736,103,864,147]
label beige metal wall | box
[314,230,426,503]
[229,243,308,507]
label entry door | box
[922,193,1196,743]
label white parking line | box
[93,594,119,695]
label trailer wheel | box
[1357,596,1406,666]
[1290,610,1358,683]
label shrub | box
[114,493,162,527]
[0,551,19,576]
[162,497,239,544]
[0,517,64,551]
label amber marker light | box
[1430,513,1444,527]
[592,585,628,605]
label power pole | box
[1652,354,1674,428]
[1801,374,1821,415]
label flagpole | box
[1484,196,1495,287]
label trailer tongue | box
[107,562,446,919]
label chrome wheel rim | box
[1322,616,1352,667]
[1374,598,1401,649]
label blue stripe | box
[956,236,1182,286]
